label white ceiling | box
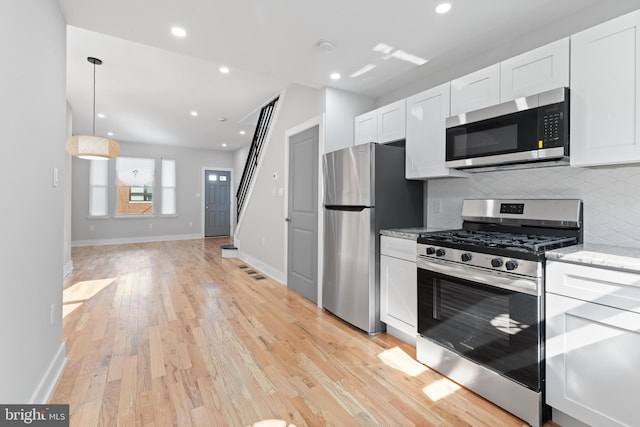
[58,0,640,152]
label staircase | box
[236,96,279,222]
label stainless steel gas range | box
[416,199,583,427]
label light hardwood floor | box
[51,238,554,426]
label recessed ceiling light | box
[330,72,341,80]
[218,117,227,122]
[435,3,452,14]
[219,66,230,74]
[222,143,227,147]
[190,111,198,116]
[107,132,114,136]
[171,27,187,37]
[97,113,105,118]
[240,130,246,135]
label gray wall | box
[0,0,67,402]
[233,145,250,193]
[235,84,324,281]
[324,87,374,153]
[71,141,234,245]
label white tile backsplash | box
[427,164,640,247]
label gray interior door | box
[205,170,231,237]
[287,126,319,303]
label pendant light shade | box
[66,57,120,160]
[65,135,120,160]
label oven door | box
[417,258,542,391]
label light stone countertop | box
[546,243,640,273]
[380,227,447,241]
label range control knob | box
[491,258,503,268]
[505,260,519,271]
[426,247,436,255]
[461,253,472,262]
[435,249,446,257]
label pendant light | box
[65,57,120,160]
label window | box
[116,157,155,216]
[161,159,176,215]
[89,160,109,216]
[129,186,153,202]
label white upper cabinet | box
[450,64,500,116]
[570,10,640,167]
[354,99,406,145]
[450,39,570,117]
[377,100,406,143]
[406,82,467,179]
[500,38,570,102]
[354,110,377,146]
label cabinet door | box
[377,100,406,143]
[546,292,640,427]
[406,82,465,179]
[500,38,569,101]
[450,64,500,116]
[570,10,640,166]
[354,110,377,145]
[380,254,416,338]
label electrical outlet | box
[262,236,266,247]
[50,304,55,325]
[148,223,153,229]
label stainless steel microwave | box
[445,87,569,170]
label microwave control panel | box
[538,103,566,148]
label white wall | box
[71,140,234,245]
[0,0,68,403]
[64,103,73,275]
[427,165,640,248]
[235,84,324,281]
[324,87,374,153]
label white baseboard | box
[71,233,202,247]
[30,342,67,404]
[237,250,286,284]
[63,260,74,277]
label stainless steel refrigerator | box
[322,142,423,334]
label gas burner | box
[418,229,577,257]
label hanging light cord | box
[87,56,102,136]
[92,59,96,136]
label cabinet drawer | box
[380,236,416,261]
[546,261,640,314]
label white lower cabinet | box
[380,236,417,342]
[546,261,640,427]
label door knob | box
[285,217,291,222]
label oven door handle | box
[417,258,540,296]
